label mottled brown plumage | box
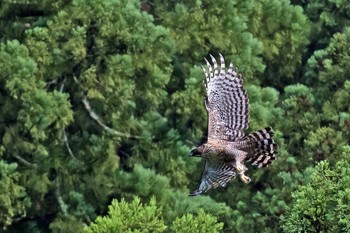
[189,54,277,196]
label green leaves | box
[245,0,311,86]
[1,0,350,232]
[84,197,224,233]
[0,161,29,228]
[85,197,167,233]
[171,209,224,233]
[281,146,350,232]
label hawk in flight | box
[189,54,277,196]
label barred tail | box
[246,127,277,168]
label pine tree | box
[0,161,29,228]
[84,197,167,233]
[281,146,350,232]
[84,196,224,233]
[1,0,350,232]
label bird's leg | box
[234,156,251,184]
[224,147,251,183]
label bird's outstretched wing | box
[202,54,249,141]
[189,158,236,196]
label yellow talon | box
[240,174,251,183]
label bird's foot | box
[239,174,251,183]
[235,163,250,183]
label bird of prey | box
[189,54,277,196]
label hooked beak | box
[190,148,201,157]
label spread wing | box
[202,54,249,141]
[189,158,236,196]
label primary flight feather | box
[189,54,278,196]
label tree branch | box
[59,78,66,92]
[45,78,58,90]
[63,130,84,165]
[13,154,37,168]
[73,75,143,139]
[55,177,68,216]
[81,96,142,139]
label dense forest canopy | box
[0,0,349,232]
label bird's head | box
[190,147,202,157]
[189,144,212,157]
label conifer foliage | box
[0,0,350,232]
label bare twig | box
[59,78,66,92]
[13,154,37,168]
[117,149,131,159]
[63,130,84,165]
[46,78,58,90]
[46,78,58,85]
[58,77,84,164]
[73,75,82,87]
[81,96,142,139]
[55,177,68,216]
[73,75,143,139]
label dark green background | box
[1,0,350,232]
